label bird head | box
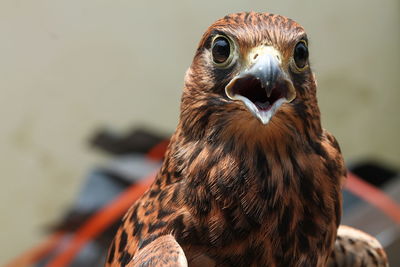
[181,12,320,141]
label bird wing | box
[128,234,187,267]
[328,225,389,267]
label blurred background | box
[0,0,399,266]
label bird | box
[106,12,387,267]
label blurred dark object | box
[343,160,400,266]
[37,127,164,266]
[343,160,398,212]
[351,161,397,187]
[90,127,167,155]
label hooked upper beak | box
[225,46,296,124]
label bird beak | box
[225,46,296,125]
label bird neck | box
[163,114,325,220]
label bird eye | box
[293,40,309,70]
[211,35,234,67]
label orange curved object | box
[146,139,170,160]
[346,172,400,224]
[5,139,168,267]
[44,170,156,267]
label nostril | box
[253,53,259,60]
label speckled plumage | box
[327,226,388,267]
[106,12,386,267]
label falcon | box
[106,12,387,266]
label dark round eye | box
[293,41,309,69]
[212,36,231,65]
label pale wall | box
[0,0,399,263]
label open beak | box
[225,46,296,125]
